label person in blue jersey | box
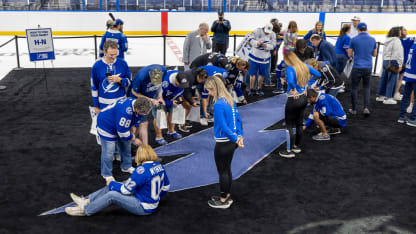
[65,145,170,216]
[91,40,132,114]
[204,75,244,209]
[306,58,344,97]
[310,34,337,68]
[153,70,190,145]
[247,23,276,96]
[304,21,327,48]
[96,97,152,182]
[347,22,377,116]
[130,64,167,145]
[226,58,249,104]
[304,89,347,141]
[335,24,351,75]
[394,26,415,101]
[99,19,128,59]
[189,52,231,70]
[398,38,416,127]
[279,52,321,158]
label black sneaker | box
[279,150,295,158]
[184,120,193,129]
[328,128,341,135]
[178,125,190,133]
[292,146,301,153]
[208,197,233,209]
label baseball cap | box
[113,19,124,26]
[176,72,190,88]
[106,19,114,28]
[264,23,273,34]
[149,68,163,85]
[357,22,367,30]
[351,16,361,21]
[270,18,278,23]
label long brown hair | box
[284,51,310,87]
[313,21,324,33]
[339,24,351,37]
[288,21,298,33]
[204,75,234,108]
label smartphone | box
[105,72,112,77]
[175,101,183,104]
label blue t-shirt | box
[335,34,351,58]
[349,32,377,69]
[130,64,167,99]
[317,40,337,68]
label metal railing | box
[0,34,383,74]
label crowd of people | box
[64,13,416,216]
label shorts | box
[248,60,269,77]
[151,105,173,118]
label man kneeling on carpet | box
[65,145,170,216]
[303,89,347,141]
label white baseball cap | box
[264,23,273,34]
[351,16,361,21]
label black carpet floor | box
[0,68,415,234]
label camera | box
[219,16,224,21]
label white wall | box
[0,11,415,35]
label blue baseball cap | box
[357,22,367,30]
[113,19,124,26]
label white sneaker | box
[383,98,397,105]
[70,193,88,208]
[121,167,135,174]
[376,96,386,102]
[338,88,345,93]
[103,176,115,183]
[408,103,414,113]
[200,118,208,126]
[65,206,86,216]
[394,92,403,101]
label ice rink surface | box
[0,34,412,80]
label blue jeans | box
[377,60,398,98]
[85,186,150,216]
[335,54,348,75]
[101,139,132,177]
[351,68,372,111]
[399,81,416,120]
[275,61,286,91]
[264,62,272,85]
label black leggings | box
[214,141,237,198]
[285,95,307,149]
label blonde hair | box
[135,145,159,165]
[204,75,234,108]
[288,21,298,33]
[284,51,310,87]
[232,57,249,70]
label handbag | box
[172,105,186,124]
[156,108,167,129]
[386,42,400,74]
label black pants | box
[285,95,307,149]
[213,43,228,55]
[270,46,280,73]
[319,113,341,128]
[214,141,237,198]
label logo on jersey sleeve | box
[162,81,169,88]
[126,107,133,115]
[319,94,326,100]
[136,166,145,174]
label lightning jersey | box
[91,58,132,109]
[248,27,276,64]
[161,70,184,107]
[304,93,347,128]
[404,42,416,83]
[130,64,167,98]
[99,29,128,59]
[109,161,170,213]
[96,98,144,142]
[227,63,244,100]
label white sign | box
[26,28,55,62]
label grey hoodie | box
[383,37,404,66]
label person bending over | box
[279,52,321,158]
[65,145,170,216]
[306,58,344,97]
[304,89,347,141]
[204,75,244,209]
[190,52,231,70]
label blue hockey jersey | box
[304,93,347,128]
[91,58,132,109]
[109,161,170,213]
[99,29,128,59]
[214,98,243,143]
[404,42,416,83]
[198,65,229,99]
[96,98,144,142]
[130,64,167,98]
[161,70,184,107]
[227,64,244,100]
